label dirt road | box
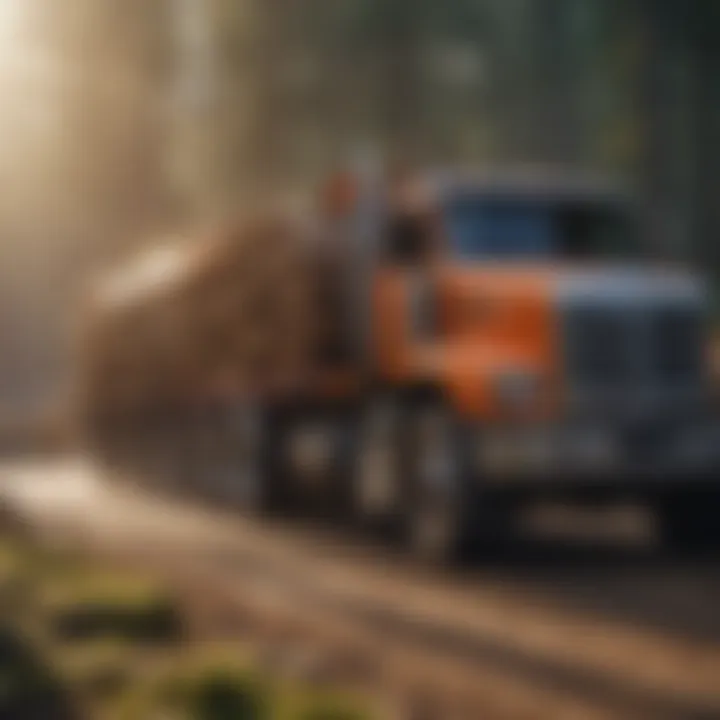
[2,457,720,719]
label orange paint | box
[373,264,561,420]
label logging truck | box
[81,168,720,560]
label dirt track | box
[2,457,720,719]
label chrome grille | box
[563,302,705,413]
[649,306,704,385]
[565,306,632,387]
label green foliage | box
[51,601,180,644]
[0,626,78,719]
[39,567,183,645]
[291,695,370,720]
[276,685,373,720]
[0,535,375,720]
[55,641,136,703]
[181,667,269,720]
[117,653,271,720]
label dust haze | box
[0,0,717,434]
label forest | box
[4,1,717,255]
[0,0,718,421]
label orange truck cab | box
[322,168,720,558]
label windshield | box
[444,195,640,261]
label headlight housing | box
[478,428,555,474]
[676,424,717,465]
[566,427,619,468]
[494,369,541,411]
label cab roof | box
[420,166,633,206]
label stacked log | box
[78,210,323,437]
[179,214,320,395]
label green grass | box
[0,535,376,720]
[42,572,184,644]
[279,691,373,720]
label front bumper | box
[475,419,720,491]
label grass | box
[0,532,376,720]
[42,571,184,644]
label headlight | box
[494,369,541,410]
[566,427,619,468]
[478,432,517,473]
[478,429,555,475]
[676,425,716,465]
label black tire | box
[326,411,359,520]
[351,397,407,538]
[659,490,720,553]
[186,405,219,502]
[404,402,476,563]
[173,410,203,499]
[230,404,293,516]
[150,410,179,490]
[164,411,192,493]
[177,402,290,515]
[204,403,247,504]
[289,409,357,520]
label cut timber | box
[78,211,324,436]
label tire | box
[151,410,180,490]
[228,403,291,516]
[187,405,219,502]
[164,411,192,493]
[404,402,475,563]
[179,401,293,516]
[659,490,720,553]
[287,410,356,520]
[326,412,359,520]
[174,410,203,499]
[352,397,407,538]
[201,402,259,506]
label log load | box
[77,211,325,441]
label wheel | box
[404,402,475,563]
[283,410,357,520]
[186,405,220,503]
[173,410,203,499]
[178,403,255,507]
[204,403,246,504]
[149,410,179,490]
[181,402,294,516]
[234,404,294,516]
[352,397,407,537]
[659,490,720,552]
[163,411,192,493]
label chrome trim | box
[557,269,707,420]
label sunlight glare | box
[0,0,24,46]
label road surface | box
[1,457,720,719]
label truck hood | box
[441,263,706,307]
